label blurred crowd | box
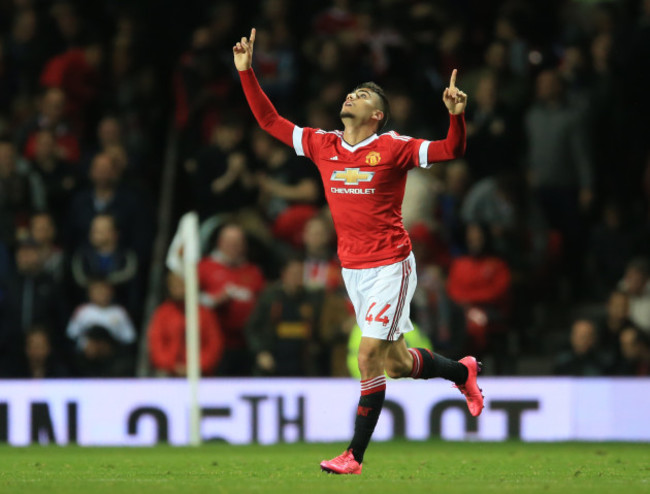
[1,0,649,379]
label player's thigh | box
[341,267,363,322]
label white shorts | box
[342,252,417,341]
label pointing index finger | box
[250,27,256,44]
[450,69,457,89]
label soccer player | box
[234,28,483,475]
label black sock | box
[348,375,386,464]
[408,348,468,385]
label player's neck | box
[342,123,377,146]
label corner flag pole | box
[181,212,201,446]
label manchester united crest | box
[365,151,381,166]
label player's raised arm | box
[421,69,467,162]
[234,28,295,147]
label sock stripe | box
[361,384,386,395]
[361,375,385,388]
[360,375,386,395]
[408,348,423,378]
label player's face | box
[340,89,382,125]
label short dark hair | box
[353,82,390,132]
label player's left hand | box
[443,69,468,115]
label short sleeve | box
[385,131,433,170]
[292,126,323,161]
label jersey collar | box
[340,133,379,152]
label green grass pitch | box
[1,441,648,494]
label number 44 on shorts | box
[365,303,391,326]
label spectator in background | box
[313,0,357,37]
[463,40,529,118]
[461,171,547,270]
[436,160,470,256]
[173,24,236,149]
[14,325,68,378]
[19,87,80,164]
[301,214,342,292]
[0,139,43,240]
[81,116,140,178]
[39,42,103,132]
[384,92,427,137]
[304,38,351,108]
[49,0,87,50]
[252,130,322,248]
[302,214,351,375]
[26,130,77,226]
[70,213,139,317]
[30,211,64,282]
[447,223,511,370]
[617,257,650,334]
[609,326,650,376]
[67,152,153,260]
[558,43,592,113]
[104,143,141,192]
[409,223,465,354]
[0,237,68,374]
[402,164,442,232]
[585,201,636,301]
[66,277,136,377]
[462,172,553,357]
[148,271,224,377]
[199,224,265,376]
[246,256,324,376]
[525,68,593,300]
[464,72,519,180]
[2,8,48,101]
[586,32,624,201]
[554,319,609,376]
[185,118,256,220]
[318,287,356,377]
[597,290,632,354]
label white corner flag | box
[167,212,201,446]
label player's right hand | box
[443,69,468,115]
[233,28,255,71]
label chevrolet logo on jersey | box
[330,168,375,185]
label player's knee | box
[385,359,410,379]
[384,366,401,379]
[357,349,381,377]
[357,353,374,374]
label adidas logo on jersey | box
[329,156,338,160]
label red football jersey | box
[294,128,438,268]
[238,68,465,269]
